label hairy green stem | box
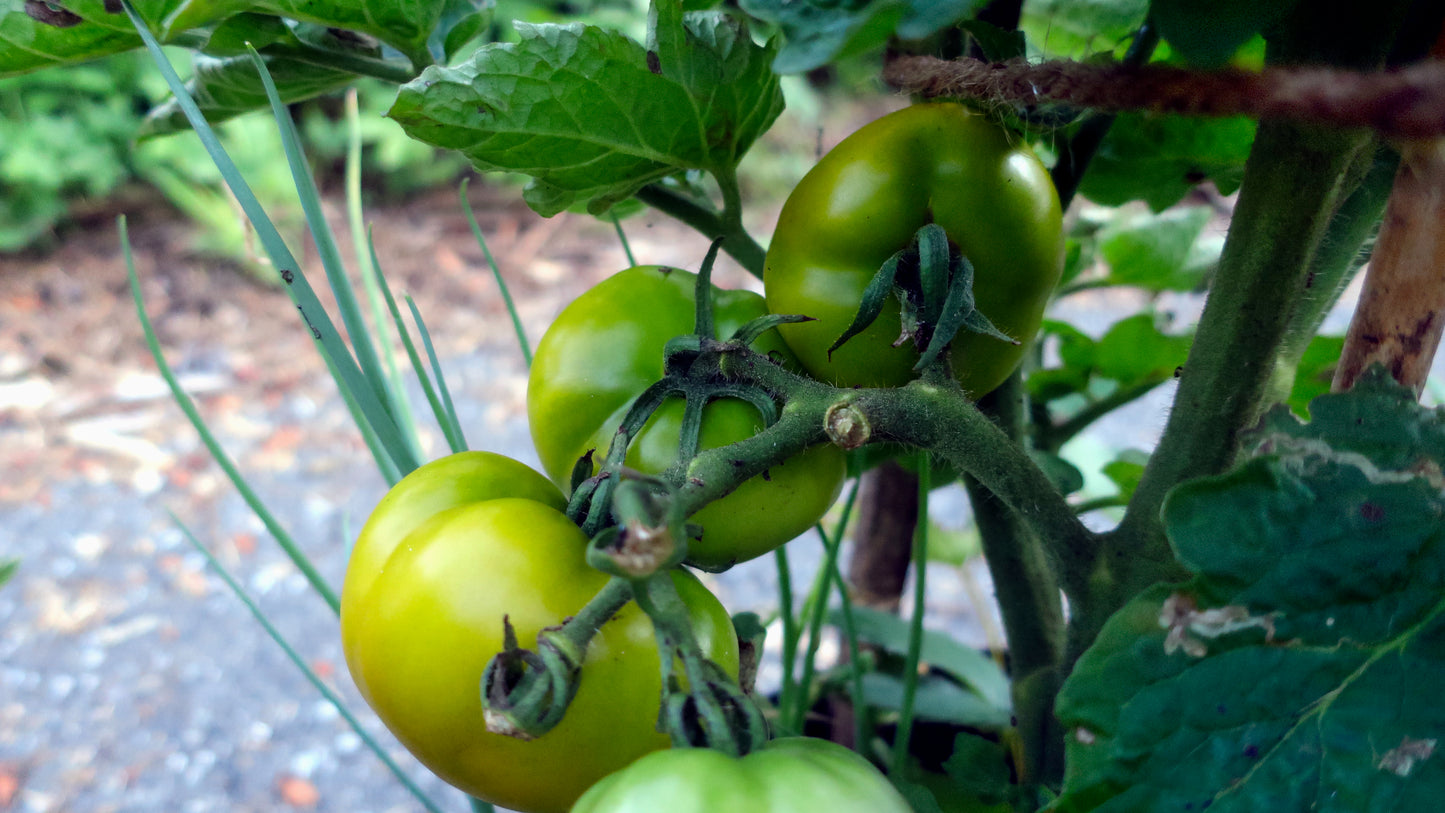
[684,347,1100,596]
[635,183,768,278]
[1101,119,1372,635]
[963,372,1066,786]
[1267,144,1398,400]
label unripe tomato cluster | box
[340,104,1062,812]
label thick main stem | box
[963,373,1066,786]
[1104,119,1370,618]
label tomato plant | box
[764,103,1065,393]
[570,737,913,812]
[528,265,846,570]
[340,451,740,813]
[61,0,1445,810]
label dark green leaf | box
[862,672,1012,729]
[1055,370,1445,811]
[1078,113,1256,211]
[250,0,451,63]
[738,0,986,74]
[943,734,1013,804]
[0,0,183,76]
[1151,0,1298,68]
[1030,450,1086,496]
[891,778,947,813]
[959,18,1025,61]
[1098,206,1217,291]
[0,558,16,590]
[831,605,1011,711]
[139,51,358,137]
[388,7,783,216]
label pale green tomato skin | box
[341,452,740,813]
[570,737,914,813]
[765,103,1065,394]
[528,265,846,571]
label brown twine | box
[884,56,1445,141]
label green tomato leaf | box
[861,672,1013,730]
[0,0,181,76]
[1055,369,1445,811]
[831,605,1012,712]
[1031,450,1086,497]
[1019,0,1148,60]
[1150,0,1297,68]
[0,557,17,590]
[959,19,1026,61]
[436,3,493,64]
[388,4,783,216]
[1093,313,1192,385]
[247,0,451,64]
[943,734,1014,805]
[1285,334,1345,419]
[194,12,292,56]
[1098,206,1217,291]
[138,49,360,137]
[739,0,985,74]
[1100,448,1149,502]
[1078,113,1256,211]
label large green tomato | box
[340,451,740,813]
[528,266,846,571]
[765,103,1065,394]
[570,737,913,812]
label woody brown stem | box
[884,56,1445,140]
[1332,139,1445,393]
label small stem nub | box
[825,401,872,450]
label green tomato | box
[340,451,740,813]
[765,103,1065,393]
[571,737,914,812]
[528,265,846,571]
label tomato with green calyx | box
[528,265,846,571]
[571,737,913,812]
[765,103,1064,394]
[341,451,740,813]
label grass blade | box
[170,516,449,813]
[243,45,419,476]
[458,179,531,367]
[123,2,416,479]
[891,454,931,772]
[123,217,342,614]
[346,88,425,465]
[369,235,468,455]
[788,479,861,735]
[774,544,799,734]
[611,211,637,267]
[406,295,467,453]
[122,216,339,612]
